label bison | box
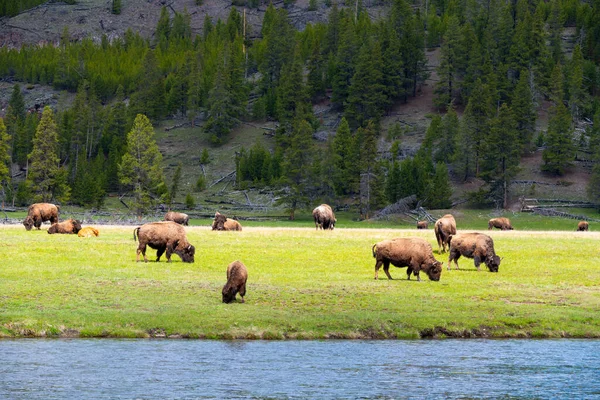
[222,260,248,303]
[312,204,336,230]
[164,211,189,226]
[448,232,501,272]
[212,211,242,231]
[434,214,457,253]
[23,203,60,231]
[372,237,443,281]
[78,227,100,237]
[577,221,589,231]
[47,219,82,234]
[133,221,195,263]
[417,221,428,229]
[488,217,513,231]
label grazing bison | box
[488,217,513,231]
[133,221,195,263]
[577,221,589,231]
[417,221,428,229]
[164,211,189,226]
[23,203,60,231]
[212,211,242,231]
[372,237,443,281]
[448,232,501,272]
[78,227,100,237]
[222,260,248,303]
[434,214,457,253]
[47,219,82,234]
[312,204,336,230]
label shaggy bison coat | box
[164,211,190,226]
[212,211,242,231]
[312,204,336,230]
[78,227,100,237]
[577,221,589,231]
[47,219,82,234]
[372,237,443,281]
[434,214,457,253]
[133,221,195,263]
[23,203,60,230]
[417,221,428,229]
[448,232,501,272]
[222,260,248,303]
[488,217,513,230]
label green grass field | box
[1,223,599,339]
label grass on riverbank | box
[1,225,599,339]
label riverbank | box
[1,226,599,339]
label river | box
[1,339,599,399]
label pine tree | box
[332,117,353,195]
[167,163,182,207]
[28,106,70,202]
[0,118,11,201]
[511,70,537,153]
[567,45,585,121]
[119,114,166,216]
[425,162,452,209]
[436,105,459,163]
[6,83,26,164]
[434,16,461,110]
[156,6,171,49]
[111,0,121,15]
[331,17,357,109]
[357,121,383,218]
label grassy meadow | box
[1,222,600,339]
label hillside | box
[0,0,597,218]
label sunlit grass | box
[1,225,599,339]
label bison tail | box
[372,244,377,258]
[133,227,140,241]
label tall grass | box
[1,225,599,339]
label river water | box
[1,339,598,399]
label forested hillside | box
[0,0,599,218]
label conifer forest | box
[0,0,599,218]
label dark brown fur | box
[312,204,336,230]
[47,219,82,234]
[577,221,589,231]
[488,217,513,230]
[372,237,443,281]
[212,211,242,231]
[434,214,456,253]
[78,227,100,237]
[417,221,428,229]
[222,260,248,303]
[133,221,195,263]
[448,232,501,272]
[164,211,189,226]
[23,203,60,230]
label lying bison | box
[78,227,99,237]
[212,211,242,231]
[133,221,195,263]
[222,260,248,303]
[488,217,513,230]
[417,221,428,229]
[434,214,456,253]
[312,204,336,230]
[448,232,501,272]
[47,219,82,234]
[372,237,443,281]
[23,203,60,231]
[577,221,589,231]
[164,211,189,226]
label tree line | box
[0,0,599,215]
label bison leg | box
[448,250,460,270]
[239,283,246,303]
[137,244,148,262]
[382,261,393,280]
[35,218,42,230]
[374,260,383,280]
[156,246,166,262]
[473,256,482,271]
[406,267,413,280]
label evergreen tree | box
[111,0,121,14]
[119,114,166,216]
[425,162,452,209]
[434,16,461,110]
[357,121,383,218]
[332,117,353,195]
[276,51,308,124]
[436,105,459,163]
[331,17,357,109]
[28,106,70,202]
[156,6,171,49]
[587,110,600,204]
[511,70,537,153]
[6,83,26,164]
[167,163,182,207]
[0,118,11,202]
[567,45,585,121]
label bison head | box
[212,212,227,231]
[72,220,82,234]
[425,260,443,281]
[485,255,501,272]
[177,244,195,263]
[222,286,237,303]
[23,216,34,231]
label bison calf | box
[212,211,242,231]
[313,204,336,230]
[134,221,195,263]
[48,219,82,234]
[78,227,100,237]
[222,260,248,303]
[434,214,456,253]
[577,221,589,231]
[23,203,60,231]
[448,232,501,272]
[417,221,428,229]
[372,237,442,281]
[164,211,189,226]
[488,217,513,230]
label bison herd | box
[19,202,592,301]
